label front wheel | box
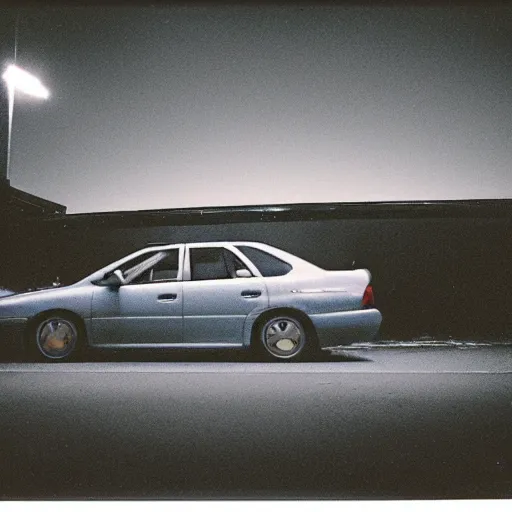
[31,315,83,362]
[257,315,309,361]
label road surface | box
[0,346,511,499]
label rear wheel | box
[31,314,83,362]
[257,315,308,361]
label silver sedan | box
[0,242,382,361]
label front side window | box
[118,253,156,277]
[235,246,292,277]
[152,251,180,281]
[112,250,179,284]
[131,250,180,284]
[190,247,252,281]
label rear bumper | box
[310,308,382,348]
[0,318,28,357]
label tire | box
[255,314,310,362]
[30,313,83,362]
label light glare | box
[2,64,50,99]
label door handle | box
[158,293,177,302]
[241,290,262,298]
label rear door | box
[182,245,268,345]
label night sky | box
[2,6,512,213]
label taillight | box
[362,285,374,308]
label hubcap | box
[36,318,77,359]
[262,317,305,359]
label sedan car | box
[0,241,382,361]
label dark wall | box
[4,204,511,342]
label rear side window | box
[236,246,292,277]
[223,249,252,277]
[190,248,230,281]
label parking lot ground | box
[0,344,510,499]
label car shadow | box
[84,347,373,364]
[0,339,373,364]
[316,350,373,363]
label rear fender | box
[242,306,315,348]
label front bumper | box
[310,308,382,348]
[0,318,28,357]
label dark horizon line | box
[1,0,503,8]
[36,196,512,229]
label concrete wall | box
[3,205,510,341]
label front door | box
[91,247,184,346]
[182,246,268,345]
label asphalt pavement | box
[0,346,511,499]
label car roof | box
[145,241,273,250]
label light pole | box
[1,64,50,184]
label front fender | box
[0,285,93,321]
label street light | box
[1,64,50,181]
[2,64,50,99]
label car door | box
[182,244,268,345]
[90,246,184,347]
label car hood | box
[0,285,66,303]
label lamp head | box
[2,64,49,99]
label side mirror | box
[236,269,252,278]
[113,270,126,284]
[93,269,126,287]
